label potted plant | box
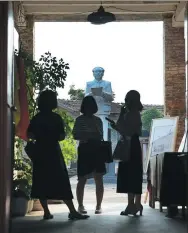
[32,199,43,211]
[12,157,32,217]
[12,177,29,217]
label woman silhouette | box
[111,90,143,216]
[27,90,89,220]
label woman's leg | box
[76,177,87,208]
[63,200,77,213]
[63,199,90,219]
[135,194,143,216]
[94,173,104,211]
[40,199,53,219]
[128,193,135,205]
[120,194,135,216]
[135,194,141,205]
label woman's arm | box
[97,118,104,140]
[72,118,82,140]
[27,131,35,140]
[111,110,142,137]
[111,112,125,136]
[58,116,66,141]
[27,119,36,140]
[72,118,89,140]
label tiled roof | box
[58,99,164,120]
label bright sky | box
[34,22,163,105]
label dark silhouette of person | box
[111,90,143,216]
[27,89,89,220]
[73,96,105,214]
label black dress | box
[117,134,143,194]
[77,140,106,178]
[27,111,73,200]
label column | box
[185,4,188,126]
[0,2,14,233]
[184,3,188,216]
[14,9,34,57]
[163,18,186,150]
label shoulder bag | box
[113,136,131,162]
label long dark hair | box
[125,90,143,112]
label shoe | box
[43,213,54,220]
[134,204,143,216]
[95,208,102,214]
[68,212,90,220]
[120,204,136,216]
[78,206,87,214]
[166,206,178,218]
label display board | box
[144,116,179,173]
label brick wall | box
[163,18,186,149]
[14,15,34,57]
[18,16,34,57]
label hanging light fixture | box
[87,2,116,25]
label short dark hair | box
[80,96,98,114]
[37,89,57,112]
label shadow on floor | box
[11,207,186,233]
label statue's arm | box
[102,82,114,101]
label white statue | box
[85,67,114,115]
[85,67,114,140]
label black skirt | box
[117,135,143,194]
[31,142,73,200]
[77,140,106,179]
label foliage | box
[142,107,163,132]
[68,85,85,100]
[15,50,70,118]
[55,108,74,136]
[31,52,69,92]
[55,108,77,165]
[60,139,77,165]
[13,157,32,199]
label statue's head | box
[92,67,104,81]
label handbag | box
[93,118,113,164]
[113,136,131,162]
[24,140,37,161]
[98,140,113,163]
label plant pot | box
[48,200,64,204]
[32,199,43,211]
[27,200,34,213]
[12,197,28,217]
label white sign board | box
[144,116,179,173]
[178,118,188,152]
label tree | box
[68,85,85,100]
[142,108,163,132]
[15,50,76,164]
[15,50,70,118]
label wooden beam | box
[172,1,186,27]
[24,4,176,15]
[23,1,179,7]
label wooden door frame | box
[0,2,14,233]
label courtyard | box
[12,177,186,233]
